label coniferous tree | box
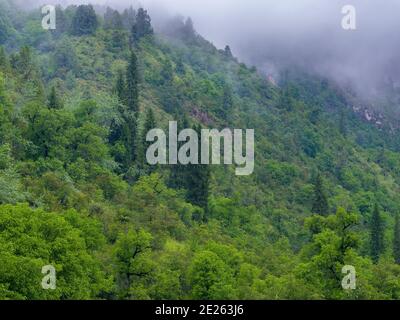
[160,59,174,85]
[142,108,156,149]
[370,204,384,263]
[115,70,126,105]
[312,173,329,216]
[121,110,137,169]
[131,8,153,43]
[140,108,157,173]
[224,45,233,58]
[339,109,347,137]
[175,56,185,75]
[126,51,139,114]
[111,11,124,30]
[181,17,195,41]
[394,213,400,264]
[122,7,136,30]
[219,83,233,120]
[186,124,210,221]
[168,112,190,190]
[71,5,98,36]
[15,46,33,79]
[109,95,125,162]
[109,115,123,146]
[48,86,63,109]
[103,7,115,29]
[0,46,7,68]
[53,5,68,37]
[0,9,11,45]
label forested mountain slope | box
[1,1,400,299]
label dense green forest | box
[1,1,400,300]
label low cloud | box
[21,0,400,96]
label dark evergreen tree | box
[160,59,174,85]
[339,109,347,137]
[218,83,233,120]
[186,124,210,221]
[48,86,63,109]
[168,112,190,190]
[312,173,329,216]
[0,10,11,45]
[71,5,98,36]
[394,213,400,264]
[140,108,157,173]
[108,71,126,146]
[224,45,233,58]
[103,7,115,29]
[181,17,195,41]
[0,46,7,68]
[122,6,136,30]
[175,56,185,75]
[109,116,123,146]
[370,203,384,263]
[115,70,126,105]
[121,110,138,169]
[15,46,32,77]
[53,5,68,37]
[126,51,139,114]
[105,8,124,30]
[142,108,156,149]
[131,8,153,43]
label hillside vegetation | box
[1,1,400,299]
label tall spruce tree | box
[394,213,400,264]
[370,204,384,263]
[53,5,68,37]
[121,110,137,169]
[131,8,153,43]
[312,173,329,216]
[115,70,126,105]
[0,46,7,69]
[339,109,347,137]
[219,83,233,120]
[71,5,98,36]
[126,50,139,114]
[168,112,190,190]
[122,6,136,30]
[48,86,63,109]
[224,45,233,58]
[140,108,157,173]
[142,108,156,150]
[186,124,210,221]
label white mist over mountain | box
[20,0,400,96]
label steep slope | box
[1,2,400,299]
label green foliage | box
[48,86,63,109]
[394,213,400,264]
[1,2,400,300]
[0,204,111,299]
[126,50,139,114]
[113,229,153,299]
[131,8,153,43]
[188,250,236,299]
[312,174,329,216]
[370,204,385,263]
[71,5,98,36]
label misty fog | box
[19,0,400,96]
